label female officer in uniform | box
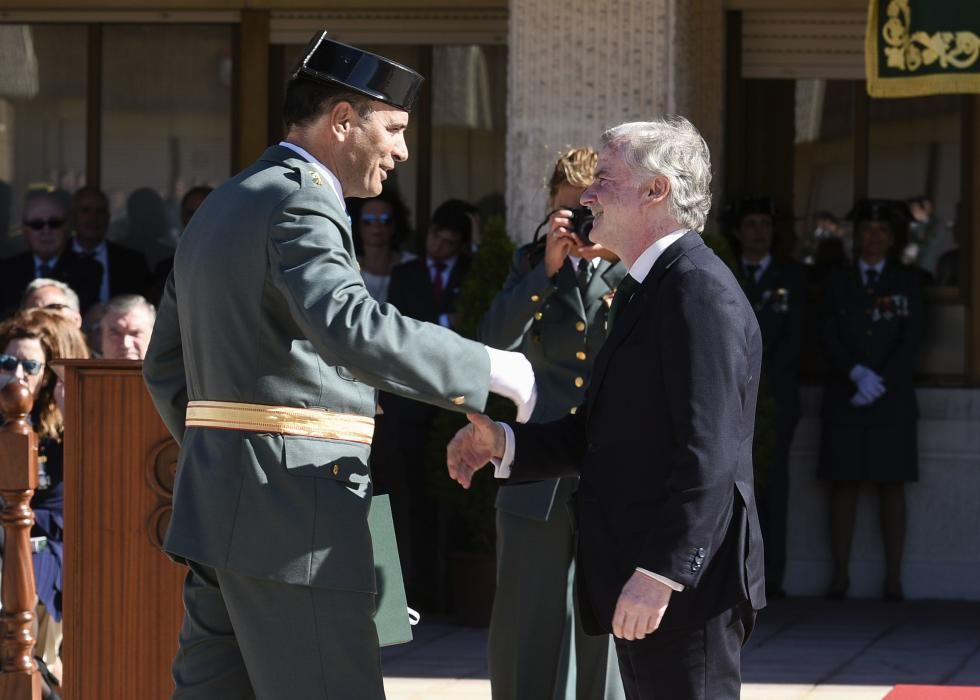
[820,199,922,602]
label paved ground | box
[382,598,980,699]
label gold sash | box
[185,400,374,445]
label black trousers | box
[614,603,755,700]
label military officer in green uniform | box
[729,197,807,598]
[143,35,537,699]
[480,148,626,700]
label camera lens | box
[570,206,595,246]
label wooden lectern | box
[59,360,184,699]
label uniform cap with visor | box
[291,32,424,112]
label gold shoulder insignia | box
[309,171,323,187]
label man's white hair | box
[21,277,81,311]
[103,294,157,323]
[601,116,712,233]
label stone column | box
[506,0,725,243]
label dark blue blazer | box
[509,232,767,634]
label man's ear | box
[644,175,670,204]
[328,100,356,142]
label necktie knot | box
[744,264,760,284]
[607,275,639,331]
[865,268,879,289]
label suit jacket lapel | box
[587,232,701,415]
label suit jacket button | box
[575,351,587,361]
[574,377,585,388]
[332,464,340,476]
[576,321,586,332]
[531,294,541,302]
[570,406,577,415]
[534,312,543,320]
[452,395,466,405]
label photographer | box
[479,147,625,700]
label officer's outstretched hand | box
[447,413,505,489]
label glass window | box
[0,25,87,257]
[792,79,855,281]
[101,24,232,268]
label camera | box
[568,206,595,246]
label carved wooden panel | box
[60,360,184,700]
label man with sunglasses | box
[0,190,101,316]
[21,278,84,329]
[143,35,536,699]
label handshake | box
[849,364,885,407]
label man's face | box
[736,213,774,259]
[342,103,409,198]
[857,221,894,263]
[426,228,464,262]
[579,142,646,257]
[23,197,69,261]
[23,286,83,328]
[101,307,154,360]
[72,190,110,248]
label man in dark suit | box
[378,198,473,605]
[70,186,151,302]
[143,36,537,699]
[730,197,807,599]
[448,116,766,700]
[0,190,101,315]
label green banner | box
[866,0,980,97]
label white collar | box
[427,255,457,270]
[73,239,107,258]
[858,258,886,275]
[628,229,688,284]
[280,141,346,212]
[33,254,59,270]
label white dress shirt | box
[493,229,690,591]
[857,258,885,286]
[741,254,771,284]
[72,240,110,302]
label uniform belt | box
[185,400,375,445]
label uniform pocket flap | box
[282,435,370,486]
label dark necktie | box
[37,261,54,278]
[865,268,879,290]
[744,264,760,287]
[607,274,639,331]
[432,262,447,299]
[576,258,593,294]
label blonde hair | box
[548,147,598,203]
[0,309,90,440]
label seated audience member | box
[21,278,84,329]
[70,186,151,302]
[0,308,90,686]
[348,187,416,303]
[375,198,474,606]
[819,199,922,603]
[0,190,101,316]
[82,303,106,357]
[100,295,156,360]
[148,186,213,306]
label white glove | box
[849,364,885,400]
[485,347,538,423]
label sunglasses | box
[23,218,66,232]
[360,213,392,225]
[0,354,45,376]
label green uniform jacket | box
[143,145,491,596]
[479,246,625,520]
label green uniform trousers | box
[489,485,625,700]
[172,560,384,699]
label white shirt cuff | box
[636,568,685,592]
[484,346,537,422]
[491,422,516,479]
